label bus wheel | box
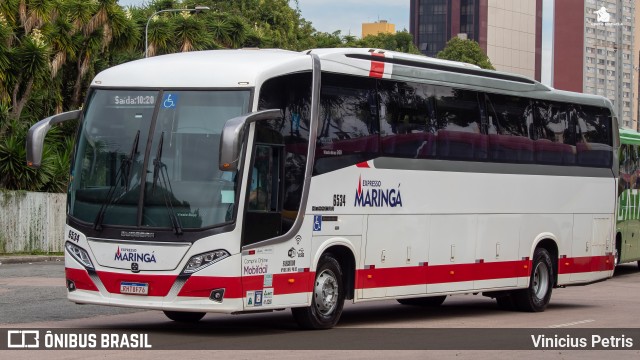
[397,296,446,307]
[514,248,553,312]
[163,311,206,323]
[292,254,345,329]
[495,294,516,311]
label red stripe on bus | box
[356,260,530,289]
[356,161,370,168]
[357,266,426,288]
[272,272,314,294]
[81,255,612,298]
[65,267,99,292]
[558,254,614,274]
[95,271,177,297]
[178,276,243,298]
[369,53,385,78]
[241,272,314,295]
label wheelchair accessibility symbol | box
[162,93,178,109]
[313,215,322,231]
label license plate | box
[120,282,149,295]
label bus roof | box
[91,49,309,88]
[90,48,613,111]
[619,128,640,145]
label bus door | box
[242,142,284,245]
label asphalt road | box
[1,261,639,359]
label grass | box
[0,251,64,256]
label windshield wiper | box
[93,130,140,231]
[151,132,183,235]
[123,130,140,191]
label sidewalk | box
[0,255,64,265]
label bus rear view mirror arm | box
[26,110,81,168]
[219,109,283,171]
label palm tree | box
[225,14,247,48]
[43,15,77,81]
[10,29,50,121]
[146,16,173,56]
[173,11,210,52]
[70,0,133,108]
[0,12,14,113]
[207,15,233,48]
[18,0,53,34]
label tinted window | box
[379,81,437,159]
[574,105,612,167]
[532,101,612,167]
[434,87,486,160]
[485,93,534,162]
[258,72,312,214]
[314,74,379,174]
[375,80,612,168]
[485,93,530,137]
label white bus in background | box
[27,48,618,329]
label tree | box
[436,37,495,70]
[311,30,421,55]
[357,31,421,54]
[0,0,429,193]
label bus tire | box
[495,294,516,311]
[292,254,345,330]
[514,247,553,312]
[397,296,446,307]
[163,310,206,323]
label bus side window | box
[433,87,486,161]
[314,74,379,174]
[379,80,436,159]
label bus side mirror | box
[219,109,283,171]
[26,110,81,168]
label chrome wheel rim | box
[532,261,550,300]
[314,269,338,315]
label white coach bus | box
[27,48,618,329]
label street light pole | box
[145,6,210,58]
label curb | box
[0,256,64,265]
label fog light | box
[67,279,76,292]
[210,288,225,303]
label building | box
[362,20,395,37]
[634,2,640,130]
[410,0,542,80]
[554,0,636,129]
[410,0,638,129]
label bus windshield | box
[68,89,251,231]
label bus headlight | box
[181,250,230,274]
[65,242,94,269]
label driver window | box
[248,145,273,211]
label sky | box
[117,0,410,38]
[293,0,410,38]
[118,0,553,84]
